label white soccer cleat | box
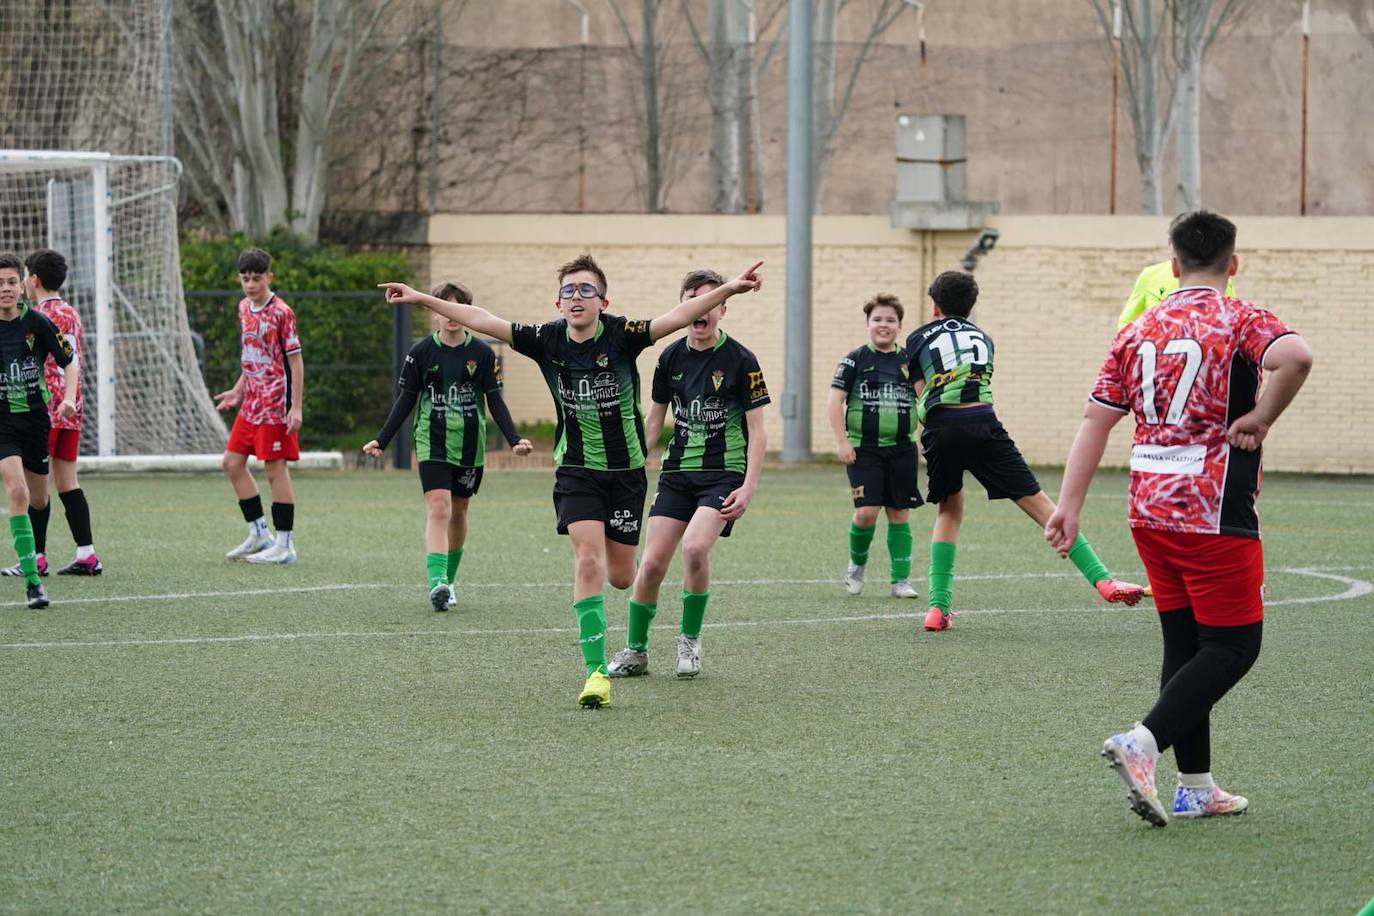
[607,647,649,678]
[844,563,865,595]
[1172,783,1249,818]
[446,584,458,610]
[226,532,274,561]
[890,579,920,599]
[429,582,452,612]
[676,633,701,678]
[244,542,297,565]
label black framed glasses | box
[558,282,603,300]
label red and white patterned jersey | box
[35,297,84,430]
[237,294,302,425]
[1090,287,1296,539]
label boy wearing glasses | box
[379,255,764,708]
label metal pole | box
[160,0,175,157]
[1300,0,1310,216]
[781,0,813,464]
[92,161,116,456]
[392,306,412,469]
[428,3,442,215]
[567,0,590,211]
[1110,1,1121,214]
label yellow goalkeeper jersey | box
[1117,260,1238,328]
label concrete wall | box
[427,214,1374,474]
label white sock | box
[249,518,268,538]
[1178,771,1214,790]
[75,544,95,561]
[276,529,293,548]
[1128,723,1160,761]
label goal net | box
[0,1,227,457]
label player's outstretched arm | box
[1227,335,1313,451]
[649,261,763,341]
[721,408,767,520]
[1045,403,1125,556]
[377,283,514,345]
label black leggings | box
[1141,608,1263,774]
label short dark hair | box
[25,248,67,291]
[430,280,473,305]
[0,252,22,275]
[237,247,272,274]
[863,293,904,322]
[1169,210,1236,273]
[557,253,607,295]
[927,271,979,318]
[679,268,725,298]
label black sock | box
[58,488,94,547]
[239,495,265,524]
[28,502,50,555]
[271,502,294,533]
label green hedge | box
[181,232,414,450]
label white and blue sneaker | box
[1102,731,1168,827]
[1172,783,1248,818]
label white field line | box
[0,568,1368,652]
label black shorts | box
[649,469,744,538]
[845,444,924,510]
[418,461,483,497]
[0,411,51,475]
[920,409,1040,504]
[553,466,649,545]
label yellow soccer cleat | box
[578,671,611,709]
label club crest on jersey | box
[466,359,477,377]
[24,334,35,352]
[595,353,609,368]
[711,369,724,391]
[900,365,910,380]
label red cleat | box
[1097,578,1146,606]
[923,607,951,631]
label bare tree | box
[175,0,397,242]
[1170,0,1252,210]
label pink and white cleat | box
[1097,578,1146,606]
[1102,731,1168,826]
[56,554,103,576]
[1172,783,1248,818]
[923,607,951,632]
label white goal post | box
[0,148,228,457]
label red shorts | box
[227,414,300,461]
[1131,527,1265,627]
[48,427,81,463]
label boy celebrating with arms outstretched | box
[909,271,1143,632]
[216,248,303,564]
[1048,211,1312,827]
[606,268,770,680]
[380,257,763,708]
[0,253,77,608]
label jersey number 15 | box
[1138,338,1202,425]
[929,330,990,371]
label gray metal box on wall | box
[892,113,996,230]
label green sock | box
[849,522,876,566]
[446,548,464,584]
[887,522,913,582]
[1067,533,1112,586]
[8,515,38,587]
[574,595,608,676]
[681,590,710,639]
[425,552,447,590]
[627,599,657,652]
[929,541,957,614]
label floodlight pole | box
[1300,0,1310,216]
[566,0,591,212]
[1110,1,1121,214]
[781,0,813,464]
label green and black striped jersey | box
[652,331,769,474]
[832,344,915,448]
[510,314,654,470]
[400,332,502,467]
[906,317,995,423]
[0,304,73,417]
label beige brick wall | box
[427,214,1374,474]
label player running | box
[216,248,304,564]
[0,248,101,580]
[0,252,77,608]
[363,281,533,611]
[910,270,1143,632]
[1047,210,1312,827]
[606,268,770,679]
[828,293,923,600]
[379,257,764,708]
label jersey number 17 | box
[1138,338,1202,425]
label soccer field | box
[2,467,1371,913]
